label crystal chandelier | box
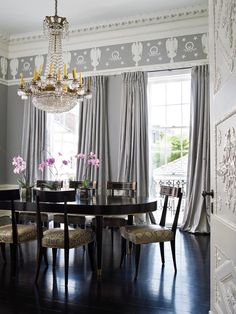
[17,0,92,113]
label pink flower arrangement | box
[38,153,70,180]
[12,155,31,188]
[75,152,99,188]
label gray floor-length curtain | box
[117,71,149,199]
[21,99,47,184]
[76,76,110,194]
[181,65,210,233]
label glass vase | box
[78,188,93,199]
[20,187,32,202]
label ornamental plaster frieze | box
[1,32,208,84]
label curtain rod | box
[148,66,192,73]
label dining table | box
[0,189,157,276]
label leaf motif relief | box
[166,38,178,63]
[10,58,19,80]
[0,57,7,79]
[131,42,143,66]
[90,48,101,71]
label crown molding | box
[7,5,207,45]
[62,4,208,37]
[0,32,9,57]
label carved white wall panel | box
[215,259,236,314]
[213,0,236,94]
[215,247,228,269]
[216,109,236,224]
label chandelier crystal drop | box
[17,0,92,113]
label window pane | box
[151,106,166,127]
[47,106,79,179]
[166,82,181,104]
[148,71,191,225]
[182,104,190,126]
[182,80,191,103]
[150,83,166,106]
[166,105,181,127]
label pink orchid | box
[76,153,86,159]
[89,152,97,158]
[76,152,100,187]
[38,161,47,172]
[62,160,70,165]
[12,156,26,174]
[38,153,70,179]
[88,158,100,167]
[46,157,55,166]
[12,155,30,188]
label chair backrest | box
[159,185,182,233]
[107,181,137,197]
[36,180,63,190]
[35,189,76,246]
[0,189,20,244]
[69,180,97,195]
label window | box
[46,105,79,180]
[148,70,191,223]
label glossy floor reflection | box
[0,229,210,314]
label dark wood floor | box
[0,229,210,314]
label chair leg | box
[159,242,165,265]
[88,241,95,271]
[44,222,49,229]
[35,246,43,283]
[134,244,141,280]
[64,248,69,287]
[10,243,17,277]
[120,237,127,267]
[170,240,177,272]
[1,243,6,262]
[43,248,48,267]
[111,228,114,245]
[52,248,57,269]
[54,222,60,228]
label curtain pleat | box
[180,65,210,233]
[117,72,149,223]
[21,99,47,184]
[76,76,110,194]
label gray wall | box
[0,84,7,183]
[6,85,24,184]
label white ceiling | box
[1,0,207,35]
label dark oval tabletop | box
[0,193,157,216]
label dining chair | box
[35,189,95,286]
[18,180,63,227]
[92,181,137,243]
[53,180,97,228]
[120,185,182,279]
[0,189,37,275]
